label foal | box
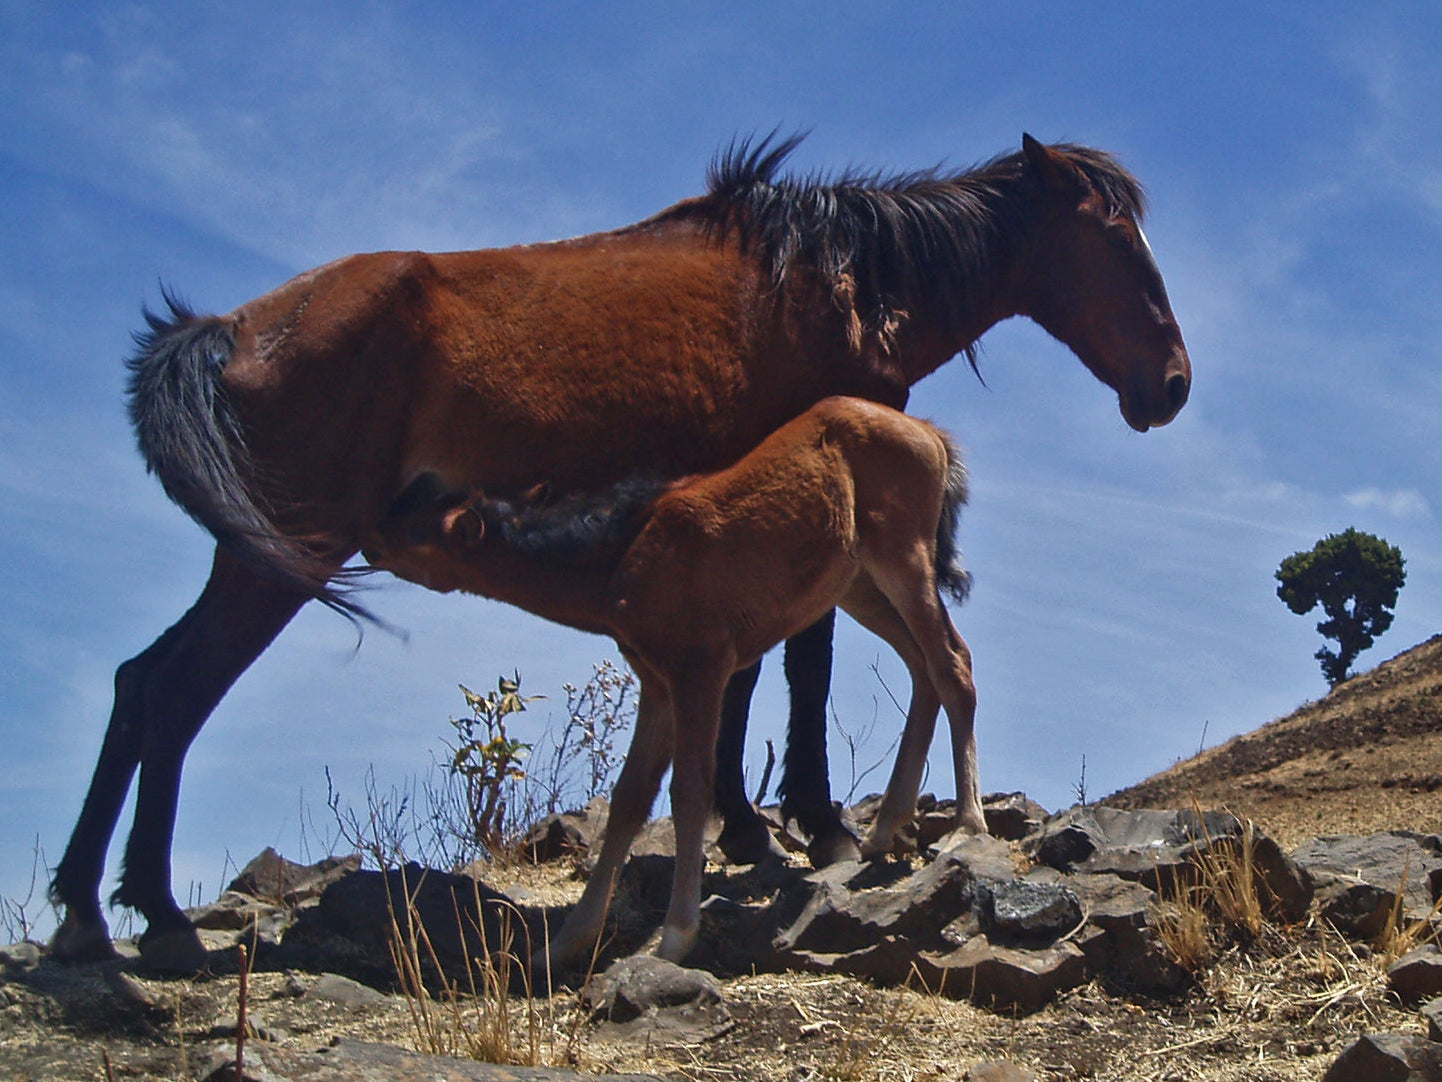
[369,396,981,970]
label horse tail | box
[932,429,972,604]
[480,475,672,565]
[126,291,369,620]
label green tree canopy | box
[1276,527,1406,687]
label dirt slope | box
[1105,634,1442,846]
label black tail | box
[933,432,972,604]
[126,291,369,619]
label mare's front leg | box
[51,549,305,968]
[539,683,674,977]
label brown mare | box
[51,134,1190,970]
[367,395,977,969]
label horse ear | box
[1022,133,1083,194]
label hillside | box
[1105,634,1442,846]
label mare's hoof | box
[50,914,119,964]
[807,827,863,869]
[138,926,209,973]
[715,816,779,867]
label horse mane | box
[479,475,673,566]
[696,133,1147,369]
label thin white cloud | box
[1345,486,1432,520]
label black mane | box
[480,475,673,566]
[697,133,1147,364]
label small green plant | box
[1276,528,1406,687]
[448,674,544,858]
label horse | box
[50,133,1190,970]
[365,395,978,970]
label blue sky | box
[2,3,1440,932]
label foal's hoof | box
[50,914,120,964]
[806,827,863,869]
[138,926,210,974]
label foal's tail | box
[126,291,368,619]
[933,431,972,604]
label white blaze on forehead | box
[1134,222,1163,277]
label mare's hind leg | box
[541,681,674,975]
[713,610,857,868]
[778,609,860,867]
[712,660,774,864]
[51,549,307,968]
[713,614,858,870]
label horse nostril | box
[1165,372,1190,412]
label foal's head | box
[1015,134,1191,431]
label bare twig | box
[754,739,777,806]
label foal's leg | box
[659,669,729,963]
[839,576,945,856]
[541,684,674,974]
[868,560,984,834]
[51,549,306,967]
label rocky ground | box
[4,637,1442,1082]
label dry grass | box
[1152,809,1267,972]
[1371,857,1442,966]
[383,864,592,1069]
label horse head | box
[1017,134,1191,431]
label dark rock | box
[979,880,1083,942]
[200,1038,672,1081]
[0,941,42,974]
[585,956,732,1042]
[982,792,1048,842]
[772,841,1007,957]
[226,847,362,906]
[916,936,1089,1012]
[629,817,678,860]
[1248,830,1315,922]
[1054,873,1188,993]
[783,936,922,986]
[1030,808,1104,869]
[1389,945,1442,1004]
[1031,806,1310,921]
[303,863,529,986]
[587,955,723,1022]
[523,796,609,863]
[1422,996,1442,1042]
[1294,833,1442,918]
[305,972,394,1010]
[967,1063,1040,1082]
[1321,1032,1442,1081]
[1311,873,1398,938]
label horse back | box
[218,228,894,556]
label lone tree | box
[1276,528,1406,687]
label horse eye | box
[1103,222,1136,252]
